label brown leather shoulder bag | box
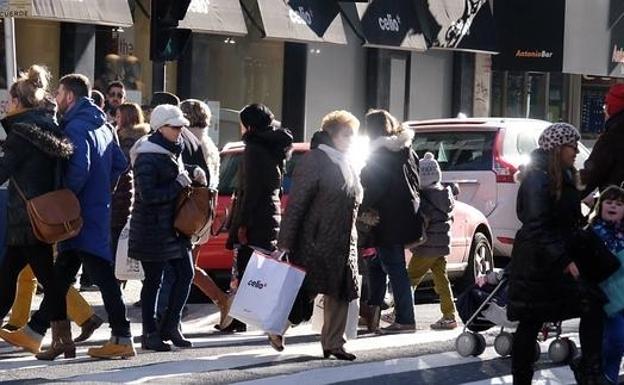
[174,186,215,238]
[12,178,83,244]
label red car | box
[196,142,494,292]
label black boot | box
[141,333,171,352]
[161,324,192,348]
[570,356,611,385]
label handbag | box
[11,178,83,244]
[174,186,215,238]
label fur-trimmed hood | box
[118,123,150,142]
[187,126,220,189]
[2,108,73,159]
[369,128,415,152]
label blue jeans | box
[604,310,624,383]
[156,263,176,319]
[141,249,194,334]
[368,244,415,325]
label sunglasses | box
[169,125,183,131]
[108,92,124,98]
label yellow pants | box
[407,255,457,319]
[7,266,94,327]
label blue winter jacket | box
[58,97,128,261]
[594,220,624,316]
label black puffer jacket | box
[581,110,624,193]
[361,129,423,247]
[111,123,149,230]
[410,186,454,257]
[507,149,584,322]
[227,127,293,251]
[0,107,73,246]
[128,133,193,262]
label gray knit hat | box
[419,152,442,188]
[538,122,580,151]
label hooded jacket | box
[227,127,293,251]
[410,185,454,257]
[0,106,74,245]
[58,97,128,261]
[360,129,423,247]
[128,134,194,262]
[182,127,220,190]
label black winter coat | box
[227,128,293,251]
[410,186,454,257]
[581,110,624,193]
[128,136,192,262]
[361,130,423,247]
[0,107,73,246]
[507,149,584,322]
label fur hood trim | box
[118,123,150,142]
[12,123,73,159]
[369,128,414,152]
[188,126,220,189]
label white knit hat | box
[419,152,441,188]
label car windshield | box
[217,151,304,195]
[412,132,496,171]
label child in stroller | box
[455,269,577,363]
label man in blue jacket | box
[6,74,134,359]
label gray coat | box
[278,147,359,302]
[410,185,454,258]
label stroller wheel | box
[566,339,578,362]
[534,341,541,362]
[494,332,513,357]
[474,333,486,356]
[548,339,571,363]
[456,332,479,357]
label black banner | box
[610,0,624,28]
[492,0,565,72]
[360,0,421,47]
[286,0,341,38]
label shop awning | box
[355,0,428,51]
[242,0,348,44]
[179,0,247,36]
[32,0,133,27]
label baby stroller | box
[454,269,578,363]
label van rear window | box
[412,132,496,171]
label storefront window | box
[580,76,614,138]
[548,72,567,122]
[490,70,503,117]
[505,72,525,118]
[527,72,547,119]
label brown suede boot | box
[35,320,75,360]
[193,269,232,329]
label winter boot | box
[161,323,192,348]
[570,355,612,385]
[88,336,136,359]
[35,320,75,360]
[141,333,171,351]
[74,314,104,343]
[0,325,43,353]
[193,271,232,329]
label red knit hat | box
[605,83,624,116]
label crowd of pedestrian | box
[0,63,624,384]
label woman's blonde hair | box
[117,102,144,129]
[180,99,212,129]
[363,109,402,139]
[10,65,50,109]
[320,110,360,136]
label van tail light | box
[497,236,515,245]
[493,131,517,184]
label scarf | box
[318,144,363,203]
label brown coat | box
[278,148,359,302]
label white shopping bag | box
[310,275,362,340]
[114,221,144,281]
[229,250,306,335]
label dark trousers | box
[140,249,194,335]
[368,244,415,325]
[512,296,604,385]
[236,245,255,282]
[30,250,131,337]
[0,244,64,323]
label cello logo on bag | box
[247,279,267,290]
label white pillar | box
[4,17,16,88]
